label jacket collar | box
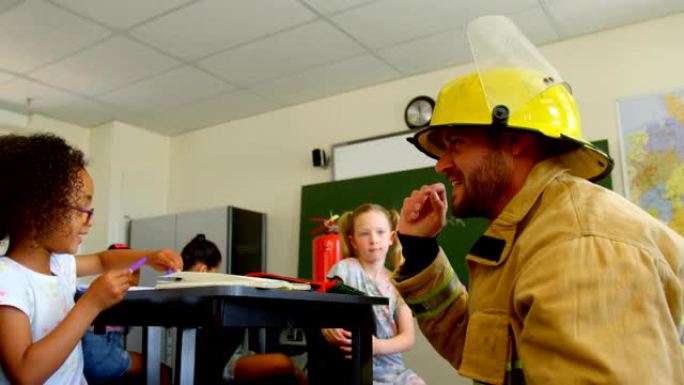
[467,157,570,266]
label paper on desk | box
[155,271,311,291]
[77,285,156,293]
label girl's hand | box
[81,269,131,312]
[322,328,353,358]
[321,327,351,345]
[399,183,448,237]
[146,248,183,272]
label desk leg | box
[176,328,197,385]
[350,307,374,385]
[143,327,162,385]
[307,308,374,385]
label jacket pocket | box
[459,311,510,385]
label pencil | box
[129,256,147,272]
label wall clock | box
[404,95,435,129]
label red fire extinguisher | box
[310,214,340,282]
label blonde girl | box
[322,203,425,385]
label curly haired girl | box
[0,133,182,384]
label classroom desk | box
[93,285,387,385]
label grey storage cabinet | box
[131,205,267,286]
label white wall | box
[84,121,170,253]
[85,121,114,253]
[167,13,684,384]
[0,108,28,133]
[0,112,90,153]
[30,114,91,153]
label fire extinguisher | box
[310,214,340,282]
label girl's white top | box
[0,254,86,385]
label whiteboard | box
[332,130,435,180]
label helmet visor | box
[467,15,569,116]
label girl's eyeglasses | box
[67,205,95,224]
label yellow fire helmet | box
[409,15,613,181]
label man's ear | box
[507,131,537,157]
[197,263,208,273]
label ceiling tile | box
[31,36,180,96]
[0,77,82,112]
[0,1,111,73]
[129,0,317,60]
[302,0,376,15]
[377,28,470,75]
[50,0,195,30]
[39,97,115,127]
[469,0,542,14]
[98,66,235,115]
[0,70,14,85]
[143,90,281,135]
[543,0,684,38]
[199,21,365,87]
[0,0,21,14]
[251,54,399,105]
[331,0,537,49]
[509,6,560,46]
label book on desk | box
[153,271,367,297]
[155,271,311,291]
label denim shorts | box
[82,331,131,383]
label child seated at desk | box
[322,203,425,385]
[182,233,222,273]
[81,243,172,385]
[182,234,243,384]
[0,133,181,385]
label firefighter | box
[393,15,684,385]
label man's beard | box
[451,151,512,220]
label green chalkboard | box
[298,140,612,285]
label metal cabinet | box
[130,206,267,286]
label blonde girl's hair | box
[337,203,403,270]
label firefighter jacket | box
[393,158,684,385]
